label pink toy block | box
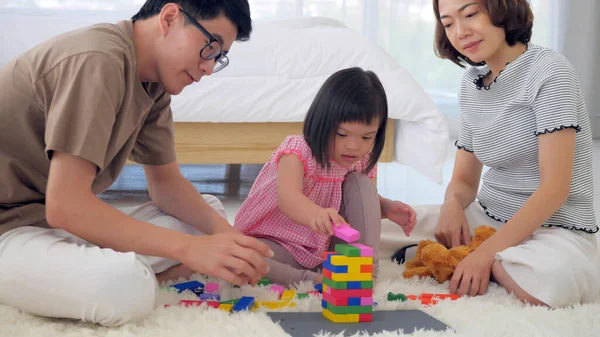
[350,243,374,257]
[269,285,285,299]
[206,283,219,293]
[332,223,360,242]
[360,297,373,306]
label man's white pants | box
[0,195,226,327]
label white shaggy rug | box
[1,259,599,337]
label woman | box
[392,0,599,308]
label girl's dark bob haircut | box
[303,67,388,173]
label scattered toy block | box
[180,300,219,309]
[334,244,362,257]
[281,290,296,301]
[220,298,240,305]
[254,301,296,309]
[232,296,255,312]
[296,293,309,300]
[306,291,321,297]
[269,285,285,299]
[387,292,407,302]
[205,283,219,293]
[199,293,221,301]
[170,280,204,294]
[350,243,374,257]
[332,223,360,242]
[219,303,233,312]
[258,277,271,286]
[314,283,323,293]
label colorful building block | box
[199,293,221,301]
[220,298,240,305]
[330,272,372,282]
[314,283,323,293]
[254,301,296,309]
[360,297,374,306]
[180,300,220,309]
[350,243,374,257]
[322,309,359,323]
[334,244,362,257]
[324,287,373,298]
[332,224,360,242]
[323,261,348,273]
[170,280,204,294]
[205,283,219,293]
[325,303,373,315]
[329,255,373,266]
[269,285,285,299]
[219,303,233,312]
[359,314,373,322]
[258,277,271,286]
[281,290,296,301]
[232,296,255,312]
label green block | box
[334,244,361,257]
[361,281,374,289]
[220,299,240,305]
[326,303,373,315]
[322,277,347,289]
[387,292,407,302]
[258,277,271,286]
[296,293,309,300]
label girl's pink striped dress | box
[234,135,376,269]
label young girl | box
[393,0,599,308]
[234,67,417,285]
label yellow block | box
[218,304,233,312]
[254,301,297,309]
[323,284,329,292]
[322,309,359,323]
[330,256,373,266]
[281,290,296,301]
[348,264,362,273]
[330,272,372,282]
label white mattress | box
[0,10,449,183]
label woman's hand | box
[309,208,347,235]
[435,199,471,248]
[382,199,417,236]
[449,249,495,296]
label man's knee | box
[91,256,157,326]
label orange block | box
[323,252,337,261]
[360,265,373,273]
[323,269,332,279]
[359,313,373,322]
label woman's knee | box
[491,261,548,307]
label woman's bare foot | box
[156,264,195,284]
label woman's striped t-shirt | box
[456,43,597,233]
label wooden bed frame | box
[172,119,396,164]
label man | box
[0,0,273,326]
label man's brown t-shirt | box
[0,20,177,235]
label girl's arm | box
[276,154,344,228]
[476,128,576,256]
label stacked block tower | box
[321,224,374,323]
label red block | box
[323,269,332,279]
[307,291,321,297]
[326,288,373,298]
[322,292,348,306]
[360,265,373,273]
[421,293,460,300]
[180,300,220,309]
[359,314,373,322]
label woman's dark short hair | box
[303,67,388,173]
[132,0,252,41]
[433,0,534,67]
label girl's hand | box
[449,249,495,297]
[382,200,417,236]
[309,208,347,235]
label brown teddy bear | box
[402,226,497,283]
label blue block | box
[171,281,204,294]
[321,299,328,309]
[347,282,362,289]
[326,253,341,264]
[314,283,323,293]
[348,297,361,306]
[233,296,255,312]
[199,293,221,301]
[322,261,348,274]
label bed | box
[0,10,449,184]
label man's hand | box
[178,232,274,286]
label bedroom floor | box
[101,140,600,225]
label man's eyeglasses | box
[180,8,229,73]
